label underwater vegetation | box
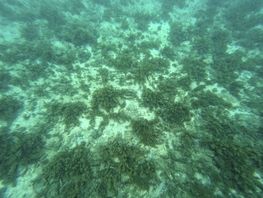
[0,40,55,64]
[0,129,45,185]
[58,20,98,46]
[0,70,11,91]
[0,0,262,197]
[207,138,263,196]
[141,82,191,126]
[91,85,124,113]
[91,85,135,113]
[158,102,191,125]
[197,106,263,196]
[96,137,157,196]
[224,0,263,32]
[169,22,190,46]
[108,48,170,84]
[132,56,170,84]
[157,78,178,98]
[19,23,41,41]
[0,38,88,67]
[0,96,22,125]
[212,51,247,87]
[36,137,158,198]
[47,101,87,128]
[161,0,186,16]
[131,118,160,146]
[38,143,93,198]
[109,50,138,72]
[181,56,208,82]
[191,90,232,109]
[141,88,168,110]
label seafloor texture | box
[0,0,262,197]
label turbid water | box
[0,0,262,197]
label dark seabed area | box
[0,0,262,197]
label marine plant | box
[54,46,78,66]
[181,57,207,82]
[91,0,111,6]
[157,102,191,125]
[15,131,45,165]
[200,107,237,138]
[192,35,212,55]
[141,88,167,110]
[0,132,19,184]
[169,22,190,46]
[91,85,122,113]
[207,138,262,196]
[39,143,93,198]
[0,96,22,125]
[95,137,157,196]
[91,85,135,113]
[131,159,157,190]
[224,0,263,31]
[212,51,245,87]
[161,46,176,60]
[20,23,40,40]
[132,56,169,84]
[191,90,232,109]
[39,2,66,28]
[47,101,87,128]
[97,68,110,83]
[131,118,160,146]
[0,39,55,64]
[0,129,45,184]
[132,11,156,31]
[157,78,177,99]
[109,50,138,72]
[59,20,98,46]
[0,70,11,91]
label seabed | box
[0,0,262,197]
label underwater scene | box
[0,0,262,197]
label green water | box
[0,0,262,197]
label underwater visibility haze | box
[0,0,263,197]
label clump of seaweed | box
[0,40,55,64]
[181,57,207,82]
[191,90,232,109]
[131,118,160,146]
[38,143,93,198]
[90,86,135,130]
[141,88,168,110]
[0,132,19,184]
[109,50,138,72]
[19,23,40,41]
[59,20,98,46]
[0,70,11,91]
[0,96,22,125]
[132,57,170,84]
[0,129,45,184]
[169,22,190,46]
[199,106,263,196]
[91,85,122,113]
[161,46,176,60]
[91,85,135,113]
[157,78,177,99]
[212,51,245,87]
[130,159,157,190]
[47,101,87,128]
[95,137,157,196]
[200,107,238,139]
[207,138,262,196]
[210,28,230,56]
[157,102,191,125]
